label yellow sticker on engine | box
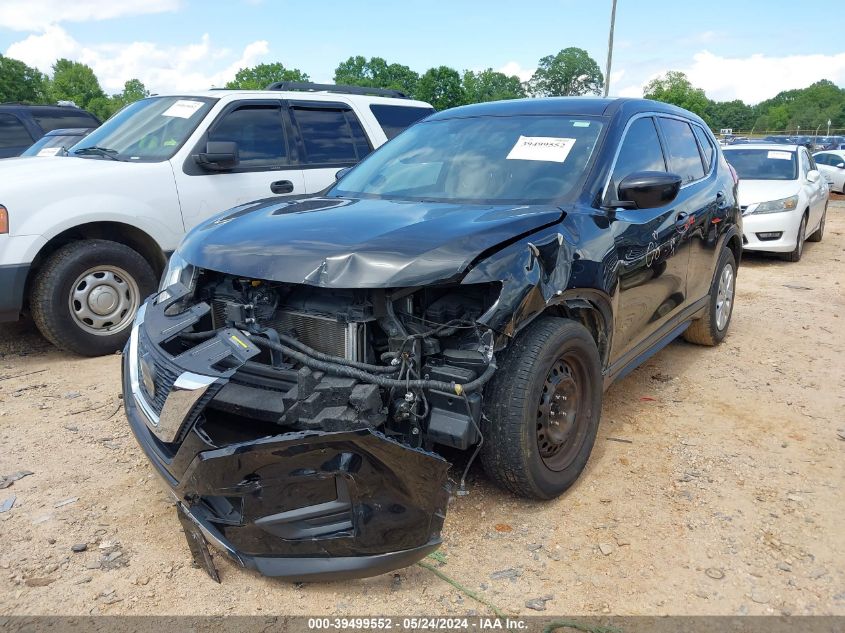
[230,335,249,349]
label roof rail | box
[265,81,408,99]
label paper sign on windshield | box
[162,100,204,119]
[36,147,62,157]
[767,150,792,160]
[506,136,576,163]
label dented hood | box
[179,196,564,287]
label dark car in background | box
[812,136,845,151]
[20,127,95,157]
[124,97,741,582]
[0,103,100,158]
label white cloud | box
[5,26,270,94]
[498,61,535,83]
[0,0,180,31]
[686,50,845,103]
[5,25,78,72]
[614,50,845,104]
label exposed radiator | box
[212,300,363,361]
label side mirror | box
[807,170,820,183]
[335,167,353,181]
[836,162,845,169]
[615,171,683,210]
[194,141,239,171]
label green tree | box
[225,62,309,90]
[416,66,465,110]
[462,68,525,103]
[86,96,118,121]
[49,58,106,110]
[0,54,49,103]
[643,71,709,121]
[752,80,845,132]
[528,48,603,96]
[705,99,756,132]
[334,56,419,95]
[84,78,152,121]
[119,78,149,104]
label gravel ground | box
[0,203,843,617]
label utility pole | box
[828,119,832,136]
[603,0,618,97]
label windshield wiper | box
[73,146,124,161]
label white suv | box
[0,83,433,355]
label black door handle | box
[675,211,690,229]
[270,180,294,194]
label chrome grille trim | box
[128,304,219,443]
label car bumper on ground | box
[122,297,450,582]
[741,210,802,253]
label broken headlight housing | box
[749,195,798,214]
[159,251,197,295]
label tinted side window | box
[0,114,34,148]
[370,105,435,140]
[209,104,287,167]
[292,107,371,165]
[692,125,715,173]
[659,118,705,183]
[609,117,666,198]
[815,153,833,166]
[32,111,100,132]
[799,150,810,175]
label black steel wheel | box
[536,354,591,471]
[481,317,602,499]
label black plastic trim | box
[0,263,29,322]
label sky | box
[1,0,843,105]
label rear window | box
[723,148,798,181]
[369,105,435,140]
[31,110,100,132]
[658,117,705,183]
[0,113,33,148]
[291,107,372,165]
[692,125,715,173]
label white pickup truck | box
[0,83,433,355]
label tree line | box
[644,71,845,134]
[2,49,843,133]
[0,55,150,120]
[0,48,604,118]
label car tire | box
[480,317,602,500]
[807,205,826,242]
[784,214,807,262]
[30,240,156,357]
[683,247,736,347]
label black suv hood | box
[180,197,564,287]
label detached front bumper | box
[122,294,450,582]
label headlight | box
[158,251,196,295]
[749,195,799,214]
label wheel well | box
[543,299,611,368]
[24,222,166,304]
[727,233,742,269]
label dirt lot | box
[1,204,843,618]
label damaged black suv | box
[123,97,741,582]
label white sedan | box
[812,149,845,193]
[723,144,828,262]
